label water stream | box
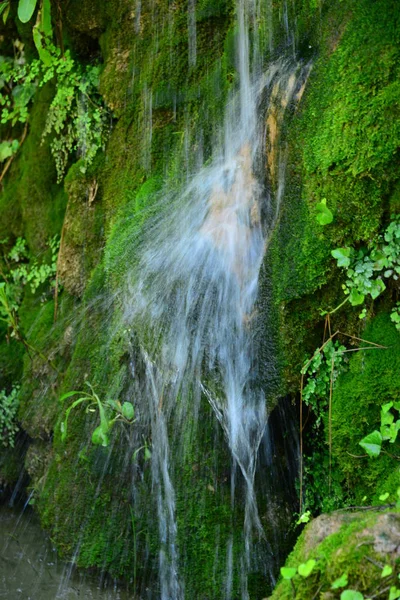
[122,1,310,596]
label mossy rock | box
[270,510,400,599]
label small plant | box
[390,301,400,331]
[60,382,137,447]
[301,339,347,427]
[0,386,20,447]
[359,401,400,459]
[315,198,333,226]
[1,40,108,183]
[331,215,400,312]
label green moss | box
[265,0,400,397]
[270,510,400,599]
[330,313,400,504]
[0,83,67,254]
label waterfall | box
[122,2,310,597]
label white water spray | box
[123,2,309,597]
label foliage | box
[0,386,20,447]
[60,382,137,448]
[0,236,59,311]
[18,0,38,23]
[331,215,400,310]
[1,41,108,183]
[359,401,400,458]
[301,339,346,427]
[0,40,36,127]
[390,301,400,331]
[315,198,333,226]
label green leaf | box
[121,402,134,421]
[91,425,109,447]
[296,510,311,525]
[359,430,382,458]
[316,198,333,226]
[382,402,394,414]
[370,278,386,299]
[280,567,297,580]
[332,573,348,589]
[0,2,9,17]
[298,559,316,578]
[41,0,52,37]
[381,410,394,427]
[18,0,38,22]
[389,587,400,600]
[332,247,351,268]
[340,592,364,600]
[61,398,88,441]
[349,289,365,306]
[59,390,84,403]
[381,565,393,578]
[2,2,10,23]
[379,492,389,502]
[144,446,152,460]
[33,26,53,66]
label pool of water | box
[0,505,132,600]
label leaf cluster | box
[1,39,108,182]
[302,340,347,426]
[0,385,20,447]
[359,401,400,458]
[60,382,137,449]
[331,215,400,309]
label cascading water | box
[123,1,310,597]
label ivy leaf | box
[359,430,382,458]
[332,247,351,268]
[280,567,297,580]
[121,402,135,421]
[382,402,394,414]
[370,278,386,299]
[379,492,389,502]
[340,592,364,600]
[316,198,333,226]
[332,573,348,589]
[370,249,387,271]
[349,289,365,306]
[381,565,393,578]
[298,559,316,578]
[18,0,38,22]
[91,425,109,447]
[389,587,400,600]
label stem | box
[0,123,28,186]
[328,296,350,315]
[299,372,304,514]
[328,354,334,494]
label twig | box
[368,585,392,599]
[337,331,387,348]
[381,449,400,461]
[0,123,28,185]
[312,584,323,600]
[346,451,369,458]
[328,354,334,494]
[300,371,304,514]
[364,555,384,569]
[54,217,67,322]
